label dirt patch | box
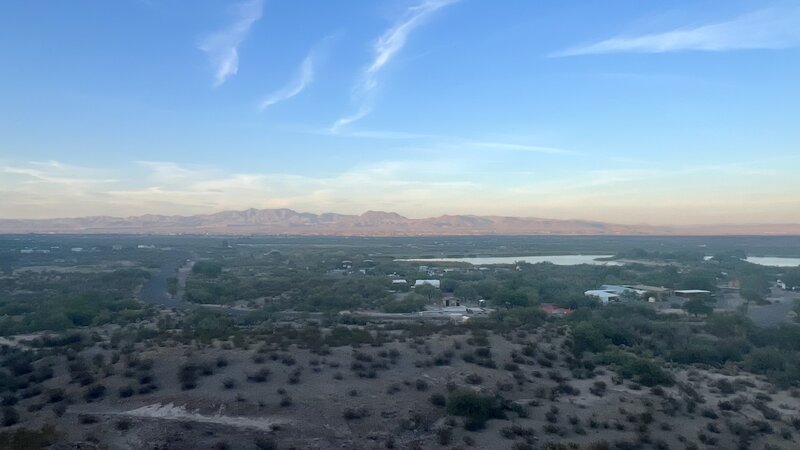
[85,402,289,431]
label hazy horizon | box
[2,1,799,225]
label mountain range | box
[1,208,799,236]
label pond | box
[745,257,800,267]
[398,254,622,266]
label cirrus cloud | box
[197,0,263,86]
[552,7,800,56]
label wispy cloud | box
[197,0,263,86]
[310,125,583,156]
[327,129,437,140]
[552,7,800,56]
[2,161,117,185]
[331,0,459,131]
[465,140,581,155]
[330,105,372,132]
[258,34,337,110]
[258,55,314,110]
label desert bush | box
[430,393,446,407]
[83,384,106,402]
[446,390,505,430]
[589,381,606,397]
[465,373,483,385]
[343,407,369,420]
[254,437,277,450]
[754,401,781,421]
[2,407,19,427]
[79,414,98,424]
[0,425,59,448]
[247,367,271,383]
[52,403,66,417]
[118,384,134,398]
[700,408,718,419]
[715,378,736,395]
[178,363,199,390]
[501,424,535,439]
[436,428,452,445]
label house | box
[600,284,672,300]
[600,285,630,295]
[674,289,711,298]
[415,279,441,288]
[585,289,620,304]
[540,303,573,316]
[625,284,672,299]
[391,279,408,285]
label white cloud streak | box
[552,7,800,56]
[2,162,117,186]
[331,0,459,131]
[465,140,581,155]
[197,0,263,86]
[258,55,314,110]
[330,105,372,132]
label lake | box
[745,257,800,267]
[398,254,621,266]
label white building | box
[585,289,620,304]
[601,284,650,296]
[600,284,629,294]
[415,279,441,289]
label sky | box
[1,0,799,225]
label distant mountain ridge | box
[1,208,799,236]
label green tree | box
[496,288,529,308]
[192,261,222,277]
[454,284,479,301]
[415,284,441,302]
[572,322,609,355]
[684,299,713,317]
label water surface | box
[399,254,621,266]
[745,257,800,267]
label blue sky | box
[1,0,799,224]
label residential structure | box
[674,289,712,298]
[539,303,573,316]
[414,279,441,288]
[585,289,620,304]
